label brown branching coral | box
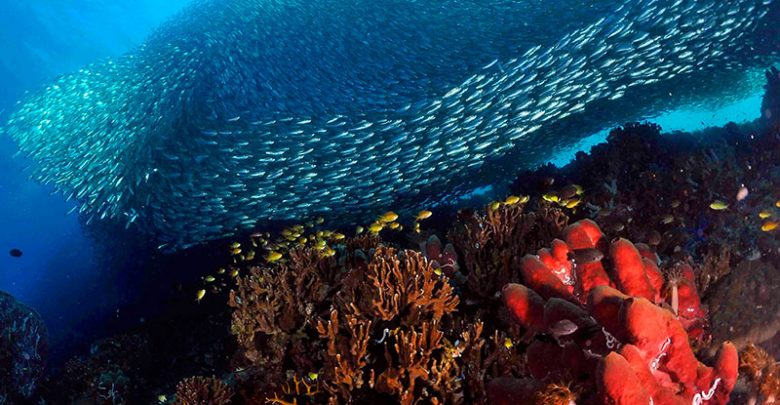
[452,321,526,403]
[175,376,234,405]
[740,343,780,404]
[228,246,333,379]
[449,202,568,300]
[361,248,459,324]
[316,248,461,403]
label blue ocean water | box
[0,0,190,351]
[0,0,776,374]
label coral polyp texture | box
[495,220,736,404]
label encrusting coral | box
[495,220,736,404]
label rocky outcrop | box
[0,291,47,402]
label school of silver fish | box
[3,0,778,250]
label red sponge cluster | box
[493,220,737,405]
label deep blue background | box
[0,0,191,351]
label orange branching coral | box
[315,309,373,398]
[449,202,568,299]
[740,343,780,404]
[376,321,446,403]
[266,374,321,405]
[175,376,233,405]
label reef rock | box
[762,66,780,130]
[0,291,48,401]
[708,259,780,358]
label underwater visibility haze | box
[2,0,780,403]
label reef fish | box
[4,0,778,250]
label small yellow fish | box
[196,289,206,302]
[369,223,383,234]
[414,222,421,233]
[230,269,239,278]
[266,251,283,262]
[762,221,779,232]
[322,247,336,257]
[775,200,780,208]
[355,226,364,234]
[204,275,216,282]
[504,338,513,349]
[660,214,675,225]
[380,211,399,223]
[565,198,582,209]
[489,201,501,211]
[671,200,681,208]
[308,372,319,381]
[573,184,584,195]
[315,240,327,250]
[331,232,345,240]
[315,216,325,225]
[230,242,241,249]
[433,267,442,276]
[388,222,401,230]
[504,195,521,205]
[416,210,433,220]
[709,201,729,211]
[158,395,167,403]
[217,267,225,274]
[518,195,530,204]
[759,210,773,219]
[542,193,560,203]
[231,247,242,255]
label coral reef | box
[0,291,47,403]
[175,376,234,405]
[448,201,568,301]
[493,220,735,404]
[762,66,780,131]
[21,66,780,404]
[228,244,466,403]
